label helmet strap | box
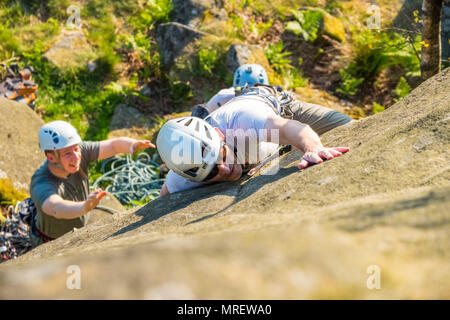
[47,150,65,170]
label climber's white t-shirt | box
[165,91,281,194]
[205,87,235,110]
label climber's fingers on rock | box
[298,152,323,170]
[332,147,350,154]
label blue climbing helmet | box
[233,64,269,88]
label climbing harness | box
[234,83,297,119]
[0,202,33,262]
[92,152,164,206]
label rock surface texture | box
[157,22,208,68]
[0,98,45,191]
[43,30,93,69]
[0,68,449,299]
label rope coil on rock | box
[92,153,164,206]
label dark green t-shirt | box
[30,141,100,238]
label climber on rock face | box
[29,120,155,247]
[157,76,354,197]
[191,63,270,119]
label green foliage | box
[21,43,124,140]
[0,1,26,27]
[264,40,307,89]
[324,0,343,13]
[286,9,323,43]
[130,0,172,32]
[246,18,273,40]
[0,179,28,206]
[393,76,411,101]
[265,40,292,74]
[337,68,364,96]
[372,102,385,114]
[338,29,421,97]
[169,80,193,104]
[285,67,308,89]
[230,13,245,40]
[197,49,218,77]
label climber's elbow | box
[159,183,170,197]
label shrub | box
[393,76,411,101]
[372,102,385,114]
[285,9,323,43]
[336,68,364,96]
[265,40,292,74]
[338,29,421,97]
[197,49,218,77]
[0,179,28,206]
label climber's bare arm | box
[264,115,349,169]
[41,189,107,219]
[159,183,170,197]
[98,138,155,161]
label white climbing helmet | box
[38,120,82,151]
[156,117,223,182]
[233,63,269,87]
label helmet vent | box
[44,129,60,144]
[195,120,200,132]
[183,167,199,177]
[184,118,193,126]
[204,125,212,140]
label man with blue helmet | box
[192,63,353,137]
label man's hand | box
[84,189,107,213]
[130,140,156,154]
[298,147,349,170]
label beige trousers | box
[290,100,354,136]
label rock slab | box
[0,68,449,299]
[0,98,45,191]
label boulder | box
[107,104,154,140]
[157,22,208,68]
[88,192,126,225]
[0,68,449,299]
[43,30,94,69]
[0,98,45,192]
[170,0,225,28]
[226,44,264,74]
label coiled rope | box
[92,153,164,206]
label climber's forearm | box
[264,115,323,152]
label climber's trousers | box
[290,100,354,136]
